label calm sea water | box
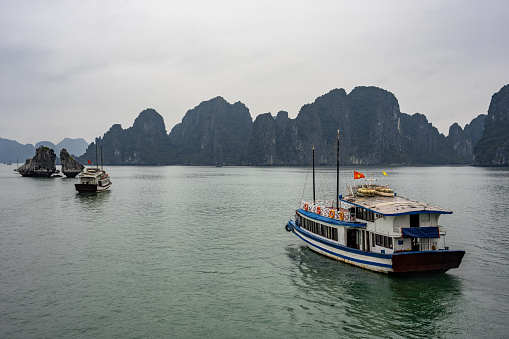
[0,165,508,338]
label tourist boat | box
[75,168,111,193]
[285,131,465,274]
[75,146,112,193]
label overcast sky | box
[1,0,508,145]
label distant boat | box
[285,130,464,274]
[6,161,12,165]
[75,167,112,193]
[75,146,112,193]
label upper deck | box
[340,195,452,216]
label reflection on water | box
[286,245,463,337]
[74,190,111,204]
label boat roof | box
[77,167,106,178]
[340,195,452,216]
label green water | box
[0,165,507,338]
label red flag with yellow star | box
[354,171,365,179]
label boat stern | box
[391,250,465,274]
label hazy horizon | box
[1,0,508,145]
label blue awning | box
[402,227,439,238]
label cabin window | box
[354,207,376,222]
[421,214,430,222]
[373,234,393,249]
[410,214,420,227]
[302,218,339,242]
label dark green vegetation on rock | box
[74,85,507,166]
[169,97,252,165]
[17,146,57,177]
[60,148,84,178]
[78,109,175,165]
[473,84,509,166]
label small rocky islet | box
[17,147,84,178]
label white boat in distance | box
[75,167,112,193]
[75,146,112,193]
[285,132,464,274]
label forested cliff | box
[76,85,497,166]
[473,84,509,166]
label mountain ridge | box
[4,84,504,166]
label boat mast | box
[313,145,315,204]
[95,143,98,169]
[336,129,339,211]
[101,146,104,171]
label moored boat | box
[285,131,464,274]
[75,167,112,193]
[75,146,112,193]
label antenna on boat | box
[312,145,316,204]
[336,129,339,211]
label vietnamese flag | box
[354,171,365,179]
[88,160,92,164]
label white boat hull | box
[288,220,464,274]
[291,221,393,273]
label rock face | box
[60,148,84,178]
[169,96,253,165]
[241,87,464,165]
[399,113,464,165]
[447,114,486,164]
[474,84,509,166]
[17,146,57,177]
[242,112,294,165]
[78,108,175,165]
[73,87,492,166]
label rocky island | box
[60,148,84,178]
[17,146,57,177]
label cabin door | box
[346,229,359,249]
[411,238,419,251]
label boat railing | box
[300,200,354,222]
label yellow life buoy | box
[340,211,344,221]
[328,210,335,219]
[317,207,321,215]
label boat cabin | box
[297,189,450,256]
